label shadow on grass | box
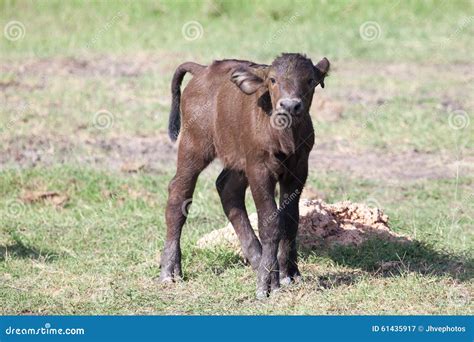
[0,238,59,262]
[304,238,473,283]
[185,238,473,285]
[314,270,364,289]
[182,247,245,281]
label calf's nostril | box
[293,102,302,113]
[278,99,289,110]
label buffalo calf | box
[160,53,330,298]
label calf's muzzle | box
[276,98,303,116]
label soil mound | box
[196,199,410,255]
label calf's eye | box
[270,77,276,84]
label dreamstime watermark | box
[92,287,114,304]
[270,112,292,130]
[182,21,203,41]
[359,21,382,41]
[3,20,25,41]
[263,189,300,226]
[86,11,123,48]
[0,117,18,133]
[263,13,300,48]
[348,101,390,139]
[364,197,382,209]
[181,100,211,132]
[93,109,115,130]
[5,323,85,336]
[369,101,389,120]
[171,100,212,145]
[442,15,474,44]
[0,101,31,133]
[447,286,471,307]
[448,109,470,130]
[5,199,26,218]
[181,197,205,219]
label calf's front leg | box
[247,165,280,299]
[278,156,308,285]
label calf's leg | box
[216,169,262,269]
[278,157,308,285]
[247,166,280,299]
[159,143,211,282]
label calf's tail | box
[168,62,205,142]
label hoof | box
[158,272,182,283]
[280,276,292,286]
[293,275,302,284]
[256,290,268,300]
[270,287,281,295]
[280,274,302,286]
[158,275,174,283]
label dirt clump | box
[21,190,69,207]
[196,199,410,256]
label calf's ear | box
[231,67,266,95]
[314,57,330,88]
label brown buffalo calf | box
[160,53,330,298]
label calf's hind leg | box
[159,142,211,282]
[216,169,262,269]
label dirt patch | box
[0,53,181,79]
[0,135,74,167]
[0,134,178,172]
[196,199,410,256]
[21,190,69,207]
[310,147,472,181]
[89,135,176,171]
[2,134,471,181]
[2,56,472,108]
[1,56,472,178]
[321,61,474,108]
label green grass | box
[1,0,473,62]
[0,167,472,314]
[0,0,473,314]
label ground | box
[0,0,473,314]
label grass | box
[0,167,472,314]
[0,0,473,314]
[1,0,473,62]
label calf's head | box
[231,53,330,118]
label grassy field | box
[0,0,473,314]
